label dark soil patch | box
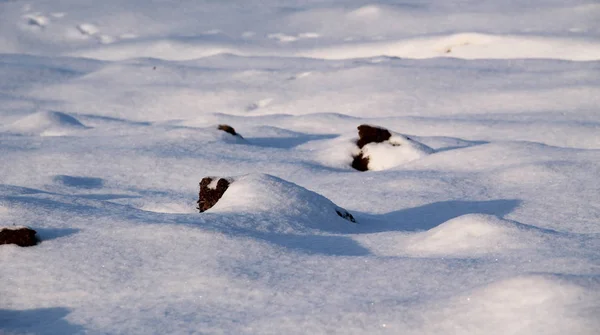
[0,227,38,247]
[351,153,370,171]
[352,124,393,171]
[356,124,391,149]
[197,177,231,212]
[218,124,243,138]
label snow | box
[1,0,599,334]
[206,174,356,233]
[361,133,435,171]
[403,214,540,256]
[7,110,87,136]
[425,274,600,335]
[0,226,31,231]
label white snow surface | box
[1,0,600,334]
[362,133,435,171]
[7,110,87,136]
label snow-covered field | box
[1,0,600,334]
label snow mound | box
[9,111,87,136]
[300,33,600,61]
[66,33,600,62]
[406,214,534,256]
[360,133,434,171]
[298,134,360,169]
[205,174,356,233]
[430,275,600,335]
[301,127,433,171]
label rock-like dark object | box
[352,124,392,171]
[218,124,242,138]
[336,209,356,223]
[351,153,370,172]
[356,124,391,149]
[197,177,231,212]
[0,227,38,247]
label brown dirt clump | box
[356,124,391,149]
[218,124,242,138]
[197,177,231,212]
[0,227,38,247]
[351,153,370,172]
[351,124,393,171]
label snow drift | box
[405,214,540,256]
[357,131,434,171]
[1,0,599,333]
[302,125,434,171]
[8,111,87,136]
[426,275,600,335]
[203,174,356,233]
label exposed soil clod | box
[356,124,391,149]
[352,124,394,171]
[218,124,243,138]
[351,153,370,172]
[197,177,231,212]
[0,227,39,247]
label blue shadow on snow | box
[34,228,80,242]
[0,307,84,335]
[53,175,104,189]
[360,199,522,233]
[256,232,370,256]
[246,134,338,149]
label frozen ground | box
[1,0,600,334]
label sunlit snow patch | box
[9,111,88,136]
[141,202,193,214]
[405,214,539,256]
[427,274,600,334]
